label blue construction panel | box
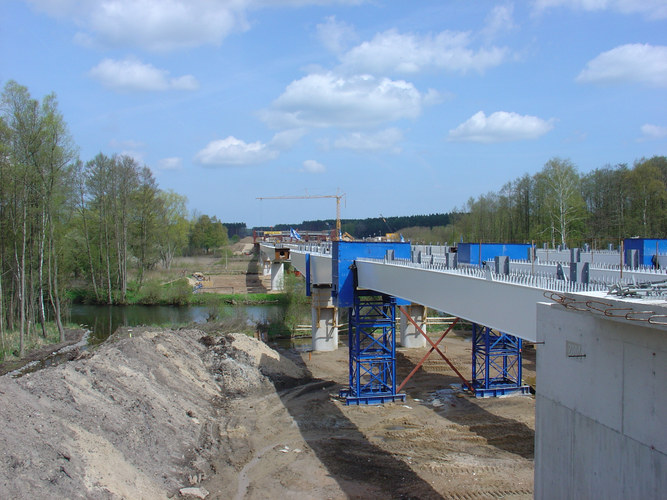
[624,238,667,267]
[332,241,411,308]
[457,242,531,266]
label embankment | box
[0,327,307,498]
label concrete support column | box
[400,303,427,348]
[311,285,338,351]
[262,260,271,276]
[270,262,285,291]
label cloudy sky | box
[2,1,666,228]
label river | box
[67,303,286,344]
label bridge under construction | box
[258,238,666,500]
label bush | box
[138,280,162,305]
[166,278,192,306]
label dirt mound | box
[0,327,305,499]
[203,333,308,395]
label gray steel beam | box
[356,260,543,341]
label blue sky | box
[2,1,666,228]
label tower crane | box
[256,191,346,240]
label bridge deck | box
[260,243,667,343]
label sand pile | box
[0,327,308,499]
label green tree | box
[535,158,585,247]
[131,166,161,285]
[157,190,189,269]
[581,164,631,246]
[189,215,228,253]
[628,157,667,237]
[0,81,75,347]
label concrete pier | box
[535,301,666,499]
[399,303,427,348]
[311,285,338,351]
[270,262,284,291]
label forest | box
[270,213,453,239]
[275,157,666,247]
[1,80,666,357]
[452,156,667,248]
[0,82,230,356]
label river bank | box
[0,328,88,376]
[0,324,535,499]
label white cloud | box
[317,16,357,54]
[194,136,279,166]
[640,124,667,140]
[107,139,145,162]
[119,150,145,164]
[158,157,183,170]
[481,4,517,41]
[302,159,326,173]
[27,0,248,51]
[448,111,554,143]
[533,0,667,19]
[576,44,667,87]
[338,29,509,75]
[334,128,403,152]
[170,75,200,90]
[26,0,367,51]
[269,128,308,149]
[262,72,434,129]
[89,57,199,92]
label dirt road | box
[0,326,535,499]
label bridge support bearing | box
[270,262,285,291]
[340,292,406,405]
[399,303,427,348]
[311,285,338,351]
[469,323,530,398]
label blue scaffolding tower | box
[470,323,530,398]
[339,292,406,405]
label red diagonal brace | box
[397,306,474,393]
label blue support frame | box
[339,292,406,405]
[469,323,530,398]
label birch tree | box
[535,158,585,247]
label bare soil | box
[177,243,272,295]
[0,326,535,499]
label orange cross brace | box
[397,306,474,393]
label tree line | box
[269,213,453,238]
[264,156,666,248]
[0,81,227,355]
[454,157,667,248]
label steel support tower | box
[469,323,530,398]
[339,291,406,405]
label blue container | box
[623,238,667,267]
[332,241,411,308]
[457,242,531,266]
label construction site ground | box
[0,322,535,499]
[166,241,271,296]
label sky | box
[1,0,666,229]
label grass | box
[0,322,74,362]
[69,278,287,307]
[189,291,286,305]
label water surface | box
[67,303,285,344]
